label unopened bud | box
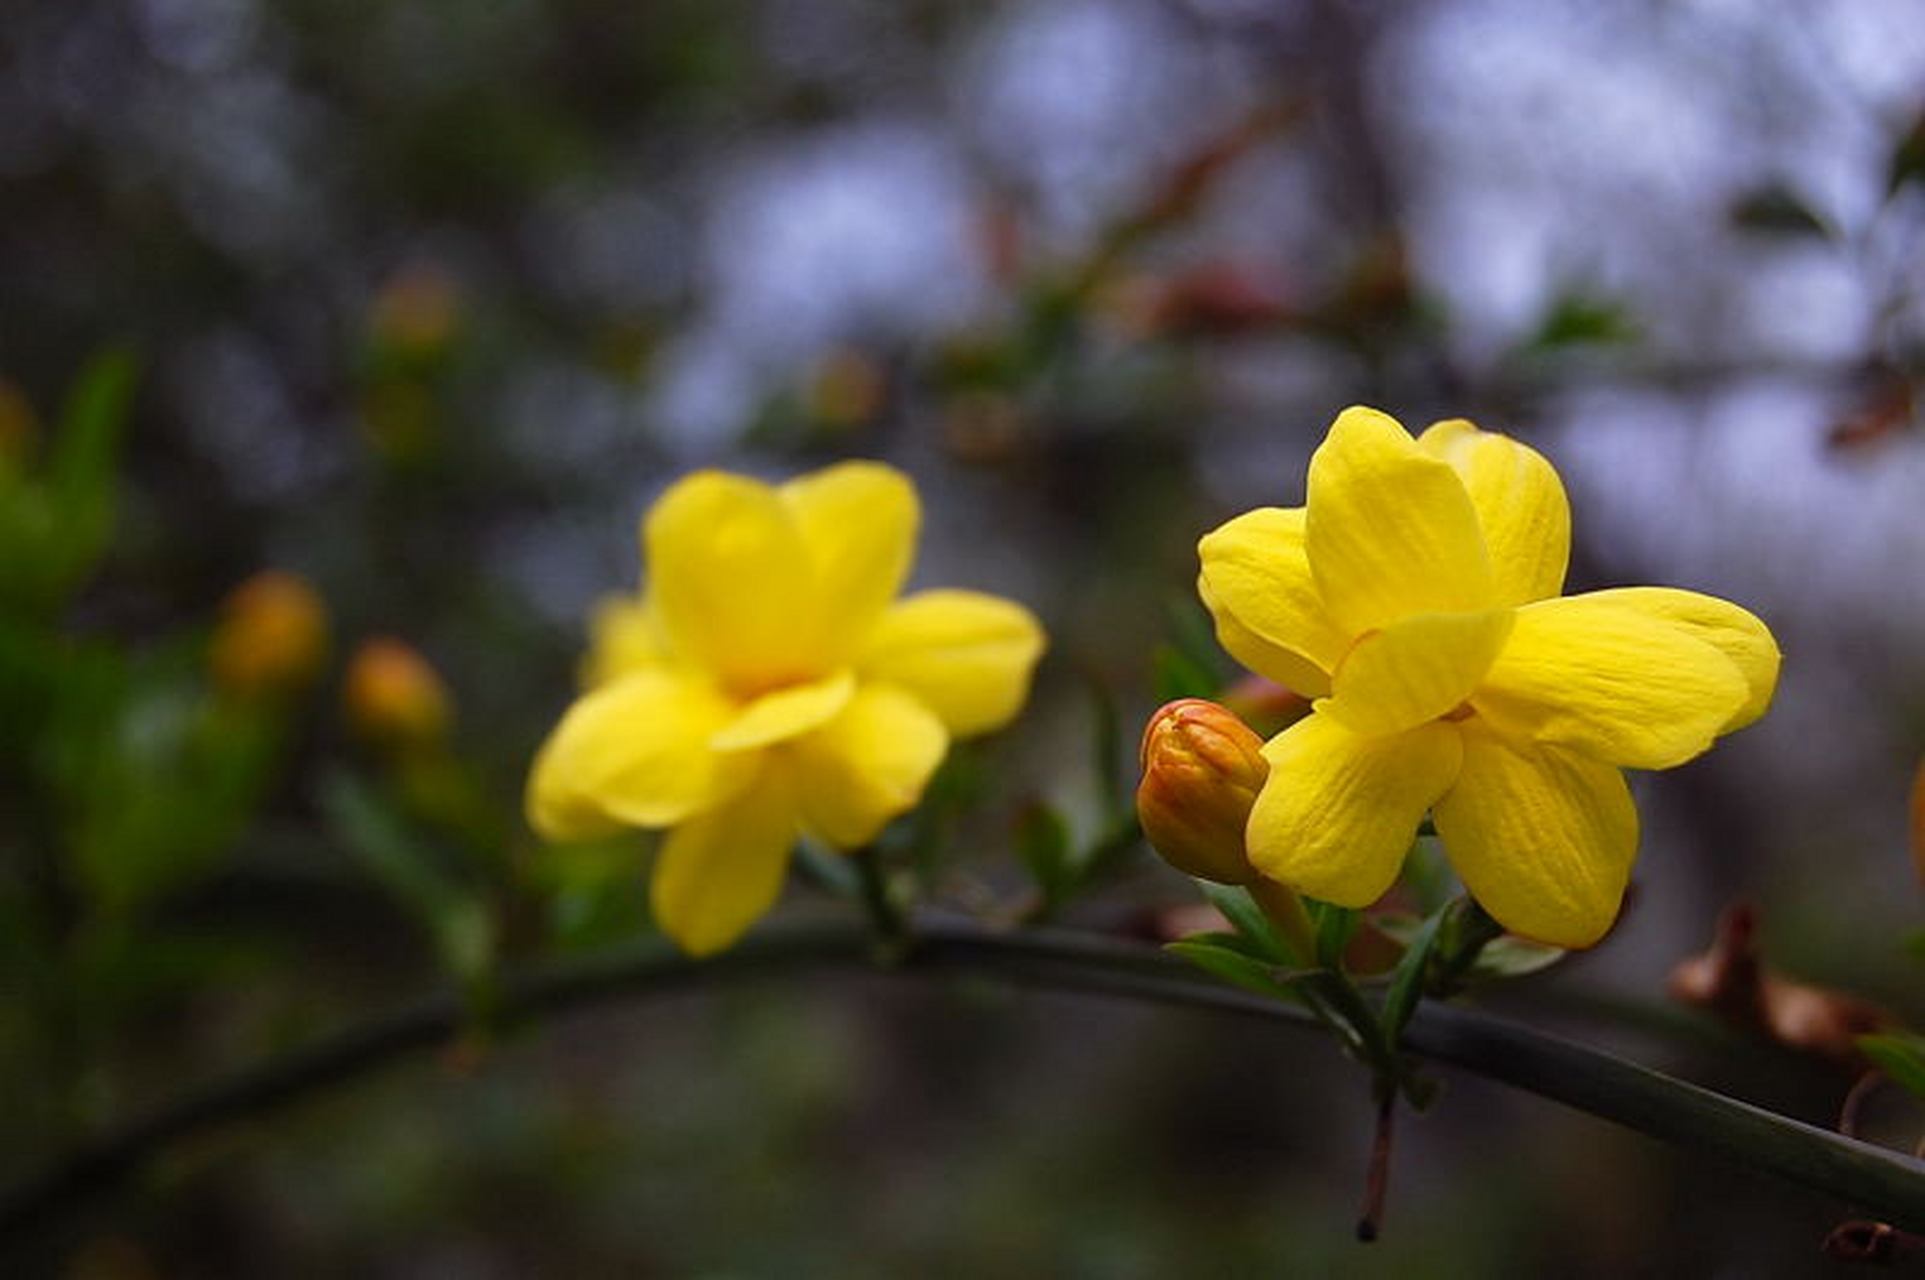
[1136,698,1268,884]
[369,263,462,358]
[0,378,37,469]
[1909,758,1925,888]
[345,637,452,749]
[209,571,330,699]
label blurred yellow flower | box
[528,462,1046,956]
[1198,407,1779,948]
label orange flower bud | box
[1136,698,1268,884]
[345,637,452,748]
[1910,758,1925,888]
[369,263,462,357]
[0,377,37,469]
[208,571,331,699]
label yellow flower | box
[1198,407,1779,948]
[527,462,1046,955]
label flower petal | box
[711,669,856,751]
[859,590,1045,736]
[1417,419,1571,605]
[526,669,750,839]
[1306,406,1496,634]
[780,461,920,660]
[1473,593,1751,769]
[581,593,672,689]
[1245,712,1462,907]
[1320,608,1515,737]
[650,761,799,956]
[791,683,950,848]
[1199,576,1330,698]
[1579,587,1779,732]
[1434,723,1638,949]
[1197,506,1348,696]
[644,471,824,691]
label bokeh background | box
[5,0,1925,1274]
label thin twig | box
[1356,1085,1396,1242]
[3,918,1924,1246]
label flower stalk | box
[8,920,1925,1244]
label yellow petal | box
[644,471,825,692]
[650,762,799,956]
[1319,608,1515,737]
[581,593,672,689]
[1306,407,1496,634]
[1199,576,1330,698]
[1418,419,1571,605]
[711,669,856,751]
[791,683,950,848]
[780,461,920,660]
[859,590,1045,736]
[1197,506,1348,696]
[526,669,750,839]
[1473,593,1751,770]
[1434,723,1638,949]
[1579,587,1779,732]
[1245,712,1462,907]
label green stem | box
[3,919,1923,1242]
[849,847,906,959]
[1247,879,1318,967]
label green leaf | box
[1398,836,1453,915]
[1152,644,1219,702]
[47,349,138,589]
[1529,293,1638,350]
[794,838,861,897]
[1311,899,1359,970]
[1858,1033,1925,1101]
[1085,674,1124,814]
[1015,803,1074,905]
[1730,186,1830,238]
[1165,936,1298,1002]
[50,350,137,502]
[1380,908,1447,1042]
[1468,935,1568,981]
[321,771,495,983]
[1197,880,1290,963]
[1889,109,1925,196]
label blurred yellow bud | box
[1136,698,1268,884]
[1911,758,1925,888]
[0,377,38,469]
[345,637,452,748]
[209,571,331,699]
[369,263,462,357]
[806,347,886,430]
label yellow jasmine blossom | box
[1198,407,1779,948]
[528,462,1046,955]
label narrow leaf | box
[1198,880,1289,962]
[1165,937,1297,1002]
[1381,908,1447,1042]
[1859,1034,1925,1101]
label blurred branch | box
[4,918,1924,1244]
